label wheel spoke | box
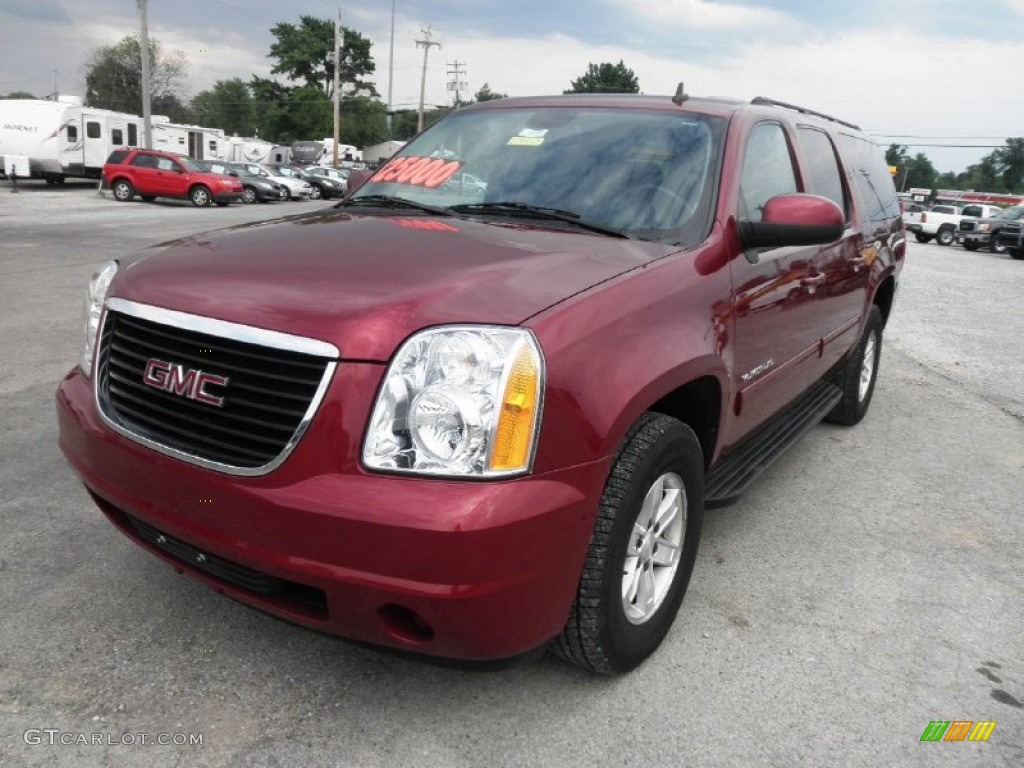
[638,564,657,613]
[654,487,681,529]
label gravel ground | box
[1,182,1021,767]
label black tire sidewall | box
[598,422,704,671]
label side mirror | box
[739,194,844,260]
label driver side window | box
[739,123,798,221]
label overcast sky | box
[2,0,1023,172]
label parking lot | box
[1,180,1021,767]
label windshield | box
[350,106,725,244]
[996,206,1024,220]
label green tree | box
[565,60,639,94]
[2,91,38,99]
[341,96,388,147]
[84,36,187,115]
[473,83,507,102]
[192,78,256,136]
[388,107,451,141]
[885,144,908,168]
[993,137,1024,192]
[268,15,378,99]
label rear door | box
[795,126,866,370]
[727,121,827,440]
[127,153,161,194]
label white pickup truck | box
[904,203,1003,246]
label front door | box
[188,131,203,160]
[726,121,826,444]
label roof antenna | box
[672,82,688,105]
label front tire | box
[242,186,257,204]
[826,305,883,426]
[309,185,322,200]
[112,180,134,202]
[990,233,1007,254]
[190,185,212,207]
[936,228,955,246]
[552,413,704,673]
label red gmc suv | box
[103,149,243,207]
[58,92,905,673]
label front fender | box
[528,241,733,476]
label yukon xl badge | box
[143,359,229,407]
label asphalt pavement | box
[0,181,1021,767]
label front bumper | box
[955,231,989,246]
[56,367,607,660]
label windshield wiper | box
[448,201,630,239]
[339,194,452,216]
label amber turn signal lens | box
[489,342,541,472]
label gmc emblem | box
[143,359,230,407]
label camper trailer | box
[317,138,363,167]
[0,98,140,182]
[223,137,291,165]
[151,117,228,162]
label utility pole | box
[387,0,395,136]
[333,7,342,167]
[446,60,467,108]
[415,27,440,133]
[137,0,153,149]
[53,70,58,101]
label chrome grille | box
[96,300,337,474]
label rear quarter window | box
[837,133,901,223]
[105,150,130,165]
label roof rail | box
[750,96,860,131]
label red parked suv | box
[103,148,243,207]
[58,91,905,672]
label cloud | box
[612,0,792,29]
[0,0,71,23]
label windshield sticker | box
[369,157,462,188]
[507,128,548,147]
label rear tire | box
[1009,249,1024,260]
[190,185,212,207]
[826,305,883,426]
[914,233,931,244]
[112,180,134,202]
[962,241,979,252]
[936,228,955,246]
[551,413,704,674]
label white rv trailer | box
[317,138,363,167]
[151,116,228,162]
[0,98,140,182]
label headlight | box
[978,223,991,232]
[81,260,118,375]
[363,326,544,477]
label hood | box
[112,208,676,361]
